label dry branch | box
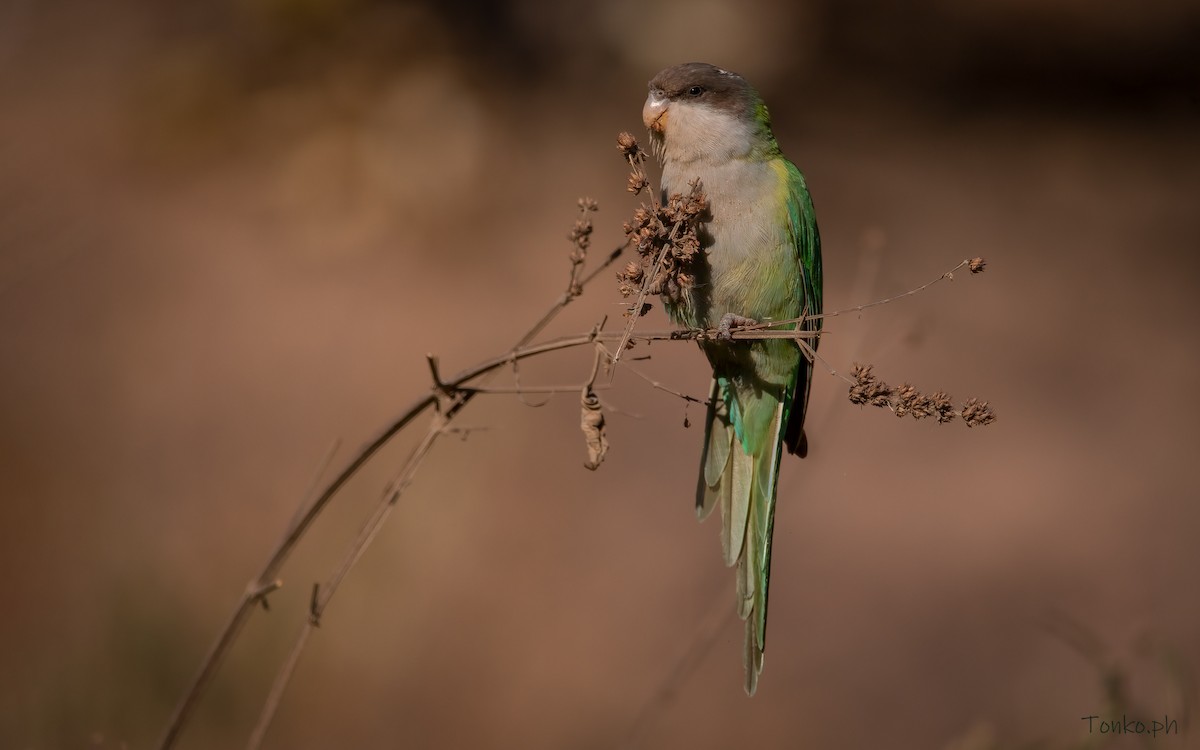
[158,214,626,749]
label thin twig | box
[238,245,624,746]
[463,383,615,396]
[158,241,627,750]
[797,338,856,386]
[814,258,971,320]
[509,242,626,408]
[600,345,708,407]
[156,415,439,750]
[283,439,342,540]
[736,259,973,332]
[322,420,449,619]
[247,364,554,742]
[157,392,439,750]
[244,622,313,750]
[249,417,456,747]
[517,242,629,350]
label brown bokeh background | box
[2,1,1198,748]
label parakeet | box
[642,62,822,695]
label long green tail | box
[696,374,790,695]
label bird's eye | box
[687,85,705,97]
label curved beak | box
[642,90,668,131]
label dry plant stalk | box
[159,131,996,750]
[840,255,993,427]
[849,363,996,427]
[610,132,708,363]
[157,202,628,750]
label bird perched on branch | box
[642,62,823,695]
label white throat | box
[658,102,756,166]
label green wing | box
[781,159,823,457]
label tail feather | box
[696,376,790,696]
[744,616,764,695]
[726,441,753,568]
[696,379,729,521]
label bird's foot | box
[716,313,758,342]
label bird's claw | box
[716,313,758,342]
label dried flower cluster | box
[565,197,599,297]
[616,131,644,162]
[969,257,987,274]
[614,132,708,312]
[849,364,996,427]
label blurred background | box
[2,0,1198,747]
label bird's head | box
[642,62,777,165]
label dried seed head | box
[674,232,701,260]
[930,391,956,423]
[619,270,648,296]
[568,217,593,249]
[617,131,646,162]
[961,398,996,427]
[893,383,916,418]
[679,179,708,219]
[629,206,653,232]
[563,197,598,295]
[615,261,645,297]
[627,169,650,195]
[969,257,987,274]
[848,363,894,407]
[912,394,936,419]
